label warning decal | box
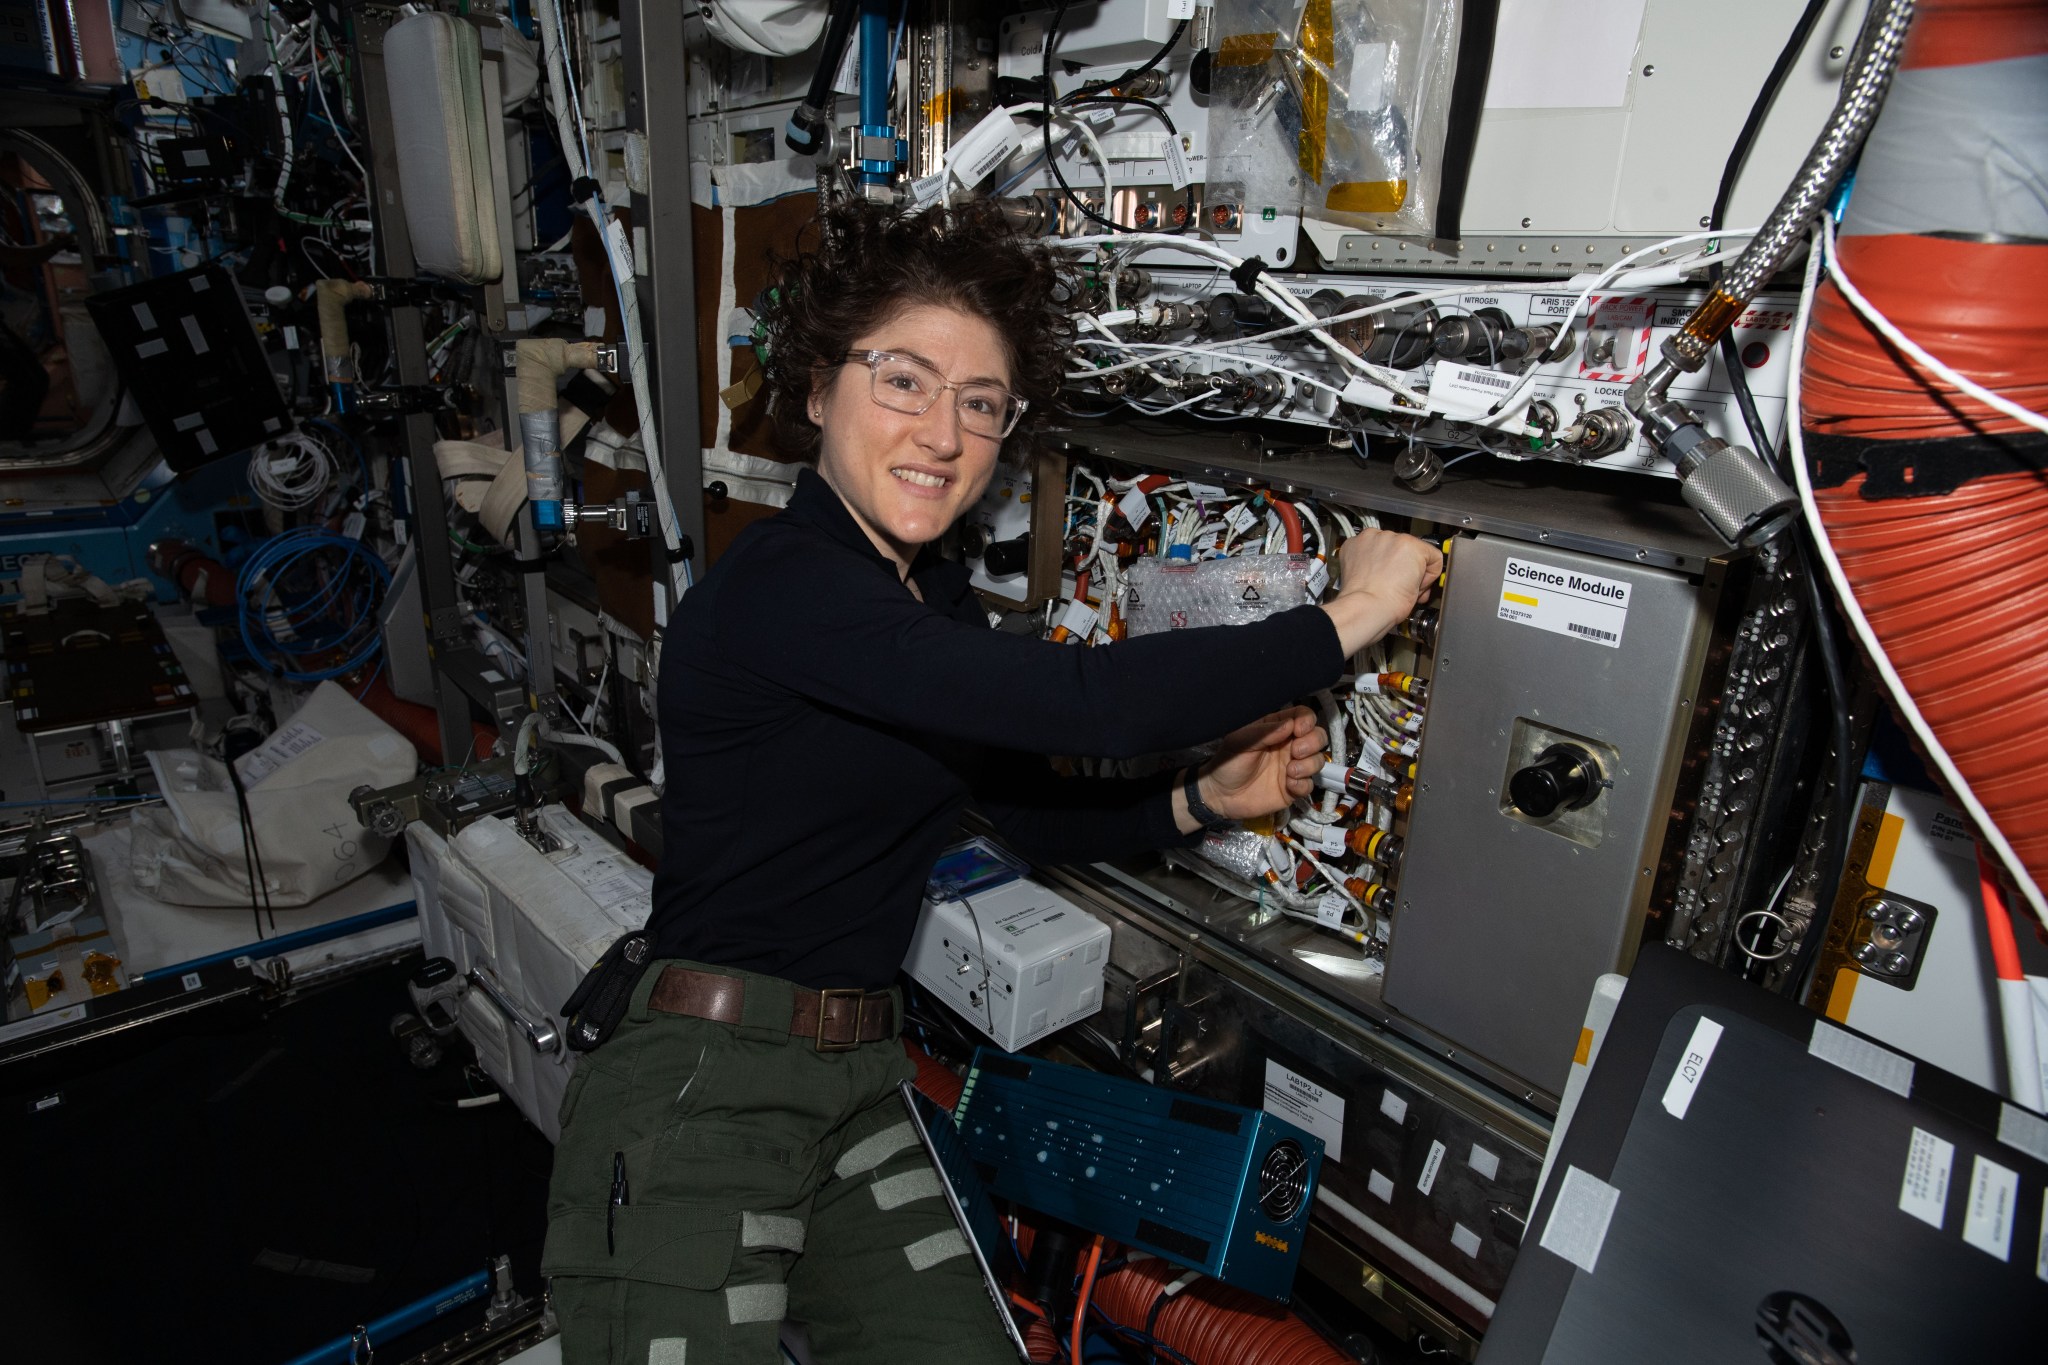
[1498,556,1631,649]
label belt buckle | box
[814,988,864,1052]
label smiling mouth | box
[892,468,949,489]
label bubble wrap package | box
[1123,554,1323,637]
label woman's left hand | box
[1190,706,1328,825]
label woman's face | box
[813,303,1012,574]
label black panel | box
[83,264,290,473]
[1134,1217,1211,1266]
[975,1053,1034,1082]
[1169,1096,1245,1135]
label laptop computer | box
[1481,944,2048,1362]
[899,1080,1036,1362]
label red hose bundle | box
[1090,1257,1352,1365]
[1803,0,2048,901]
[903,1039,965,1108]
[1812,472,2048,883]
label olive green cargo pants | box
[541,960,1018,1364]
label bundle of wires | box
[237,527,390,682]
[247,428,340,510]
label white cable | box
[309,19,370,187]
[1788,226,2048,924]
[533,0,691,615]
[1818,218,2048,437]
[248,431,337,510]
[1473,227,1761,430]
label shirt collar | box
[786,466,947,582]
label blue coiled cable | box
[237,527,391,682]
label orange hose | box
[1980,848,2027,984]
[1270,497,1306,553]
[1802,0,2048,905]
[1072,1237,1105,1363]
[1812,473,2048,895]
[1089,1257,1351,1364]
[902,1040,966,1109]
[1802,236,2048,443]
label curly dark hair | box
[758,196,1076,461]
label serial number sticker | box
[1263,1059,1345,1162]
[1427,360,1518,418]
[1498,556,1631,649]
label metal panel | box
[1054,426,1729,574]
[621,0,708,589]
[1383,534,1716,1095]
[354,9,483,765]
[1302,0,1872,270]
[1038,863,1544,1351]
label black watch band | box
[1183,767,1229,829]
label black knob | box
[1509,744,1602,818]
[983,535,1030,577]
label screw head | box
[1642,63,1656,76]
[1830,44,1846,59]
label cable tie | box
[1227,256,1269,294]
[570,176,601,203]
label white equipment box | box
[408,805,651,1140]
[905,837,1111,1051]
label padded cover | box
[383,12,504,283]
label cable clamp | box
[1227,256,1270,294]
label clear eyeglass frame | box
[843,350,1027,440]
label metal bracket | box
[1845,890,1937,991]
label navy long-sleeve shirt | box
[647,467,1346,989]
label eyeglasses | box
[842,350,1027,440]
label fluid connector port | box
[1573,407,1635,459]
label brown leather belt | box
[647,965,893,1052]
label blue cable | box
[238,527,391,682]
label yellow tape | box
[1297,0,1333,184]
[1215,32,1279,67]
[922,87,960,125]
[1503,592,1539,607]
[1326,180,1409,214]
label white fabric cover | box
[383,12,504,283]
[130,682,418,908]
[408,806,653,1140]
[703,0,828,56]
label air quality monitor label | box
[1498,556,1631,649]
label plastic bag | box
[1122,553,1323,636]
[1206,0,1461,239]
[129,682,418,908]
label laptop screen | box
[898,1080,1033,1361]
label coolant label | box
[1498,557,1630,649]
[1263,1060,1345,1162]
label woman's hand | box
[1319,530,1443,657]
[1173,706,1328,833]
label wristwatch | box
[1183,766,1230,829]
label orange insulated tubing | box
[1804,0,2048,897]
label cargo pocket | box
[543,1202,741,1290]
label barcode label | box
[1568,622,1618,642]
[236,720,326,788]
[1428,360,1519,418]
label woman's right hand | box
[1319,530,1444,657]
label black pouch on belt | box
[561,931,651,1052]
